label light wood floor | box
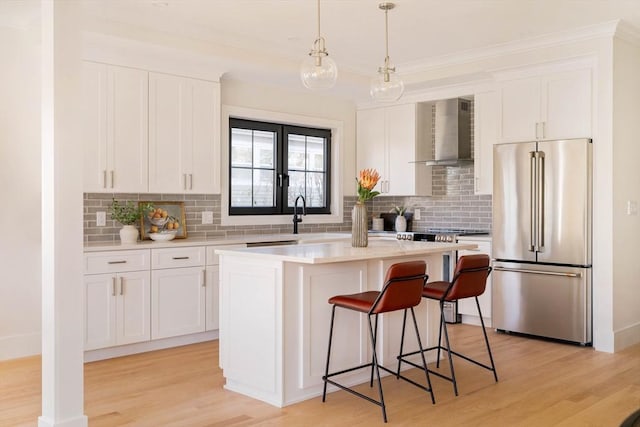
[2,324,640,426]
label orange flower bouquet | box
[356,168,381,202]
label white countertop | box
[215,239,477,265]
[83,232,357,252]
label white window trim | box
[221,105,344,227]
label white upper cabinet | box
[356,103,431,196]
[149,72,220,194]
[82,62,149,193]
[499,67,592,142]
[473,91,499,195]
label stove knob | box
[447,236,454,243]
[396,234,402,240]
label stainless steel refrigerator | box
[492,138,592,344]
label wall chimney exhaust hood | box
[421,98,473,167]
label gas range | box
[396,229,490,243]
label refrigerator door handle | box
[529,151,536,252]
[493,266,581,278]
[536,151,545,251]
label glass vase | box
[351,201,368,247]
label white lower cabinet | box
[151,266,206,339]
[457,238,492,327]
[205,265,220,331]
[151,247,207,339]
[83,250,151,351]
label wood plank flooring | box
[2,324,639,426]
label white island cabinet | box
[216,239,476,407]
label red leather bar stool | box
[322,261,435,423]
[398,254,498,396]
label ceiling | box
[7,0,640,100]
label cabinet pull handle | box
[112,277,116,296]
[108,260,127,264]
[201,269,205,287]
[172,256,189,260]
[189,174,193,190]
[541,121,546,139]
[110,170,114,188]
[183,173,187,190]
[120,277,124,295]
[103,170,107,189]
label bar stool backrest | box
[371,261,427,314]
[446,254,491,300]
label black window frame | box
[229,118,331,216]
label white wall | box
[0,18,42,360]
[612,36,640,350]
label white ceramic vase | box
[395,215,407,232]
[119,225,139,244]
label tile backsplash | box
[84,166,491,242]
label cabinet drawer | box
[152,246,205,269]
[206,244,246,266]
[84,250,151,274]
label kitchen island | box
[216,239,476,407]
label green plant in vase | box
[109,199,154,244]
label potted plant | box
[109,199,154,244]
[391,205,408,232]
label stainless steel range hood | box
[422,98,473,167]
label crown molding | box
[615,19,640,47]
[399,20,621,77]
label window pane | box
[287,171,306,207]
[253,169,275,207]
[288,134,306,170]
[306,172,325,207]
[254,130,275,168]
[230,168,252,207]
[231,128,252,167]
[307,136,325,171]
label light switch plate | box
[414,209,421,220]
[627,200,638,216]
[96,211,106,227]
[202,211,214,224]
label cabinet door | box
[541,68,591,140]
[499,77,541,143]
[84,273,117,350]
[191,78,218,193]
[385,103,417,196]
[457,240,492,326]
[474,91,499,195]
[117,271,151,346]
[205,265,220,331]
[151,267,206,339]
[109,65,149,192]
[149,72,190,193]
[82,62,109,192]
[356,108,386,192]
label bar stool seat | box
[322,261,435,423]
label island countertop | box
[215,239,477,264]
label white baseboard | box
[614,322,640,351]
[0,332,41,361]
[84,330,219,362]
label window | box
[229,118,331,215]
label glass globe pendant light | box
[300,0,338,90]
[370,2,404,102]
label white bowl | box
[148,216,170,227]
[149,231,177,242]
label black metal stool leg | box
[439,302,459,396]
[322,305,337,402]
[435,306,444,368]
[369,314,379,387]
[367,314,387,423]
[476,297,498,382]
[410,307,436,404]
[396,309,409,378]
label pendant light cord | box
[316,0,321,41]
